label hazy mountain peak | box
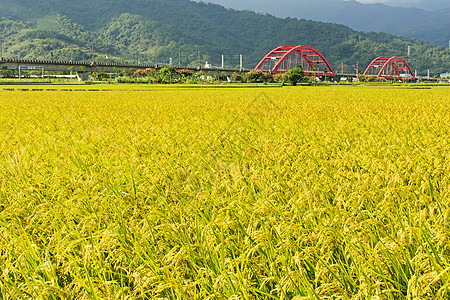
[195,0,449,46]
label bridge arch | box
[255,45,335,77]
[363,56,415,81]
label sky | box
[200,0,450,11]
[355,0,449,10]
[357,0,418,3]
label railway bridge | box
[363,56,415,81]
[254,45,425,82]
[1,53,439,83]
[0,58,249,80]
[255,45,336,77]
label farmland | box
[0,86,449,299]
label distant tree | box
[283,67,305,86]
[158,67,179,84]
[143,68,156,77]
[179,69,193,78]
[273,73,284,83]
[133,69,145,78]
[232,72,244,83]
[245,70,273,83]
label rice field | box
[0,86,449,299]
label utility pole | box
[0,25,3,60]
[198,51,200,67]
[222,55,224,69]
[70,44,73,62]
[240,54,243,71]
[408,45,411,57]
[178,51,181,67]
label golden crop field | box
[0,86,449,299]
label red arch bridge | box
[255,46,417,81]
[255,45,335,77]
[363,56,415,81]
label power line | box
[221,54,243,69]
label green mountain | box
[0,0,449,75]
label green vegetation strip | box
[1,83,449,93]
[0,83,286,92]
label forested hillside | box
[0,0,449,75]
